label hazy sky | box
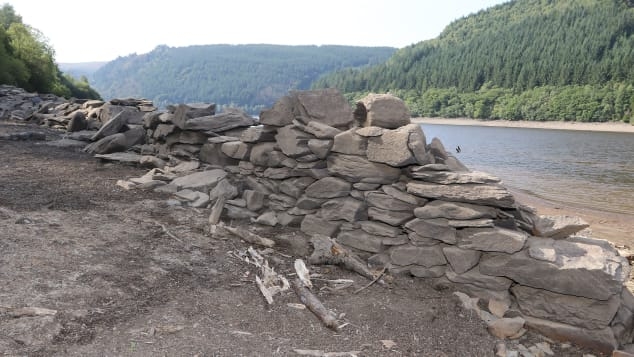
[10,0,509,63]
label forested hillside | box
[91,44,395,113]
[0,4,100,99]
[314,0,634,122]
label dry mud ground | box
[0,122,596,356]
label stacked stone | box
[0,84,67,123]
[140,104,256,162]
[152,89,629,354]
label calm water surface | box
[420,124,634,214]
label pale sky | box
[9,0,510,63]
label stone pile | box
[115,89,634,354]
[2,85,633,354]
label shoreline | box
[509,188,634,248]
[413,117,634,133]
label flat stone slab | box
[414,200,497,220]
[389,245,447,267]
[170,169,227,192]
[533,215,590,239]
[408,170,501,184]
[457,227,527,254]
[328,154,401,184]
[406,181,516,209]
[94,152,142,163]
[479,237,630,300]
[511,285,620,329]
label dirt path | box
[0,122,593,356]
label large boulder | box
[366,124,421,167]
[355,93,411,129]
[479,237,630,300]
[293,89,354,128]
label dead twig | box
[155,221,183,243]
[353,266,387,294]
[3,306,58,318]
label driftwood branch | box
[308,234,384,285]
[2,306,58,318]
[353,266,387,294]
[220,223,275,248]
[292,278,339,331]
[293,349,361,357]
[155,221,183,243]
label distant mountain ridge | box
[90,44,396,113]
[314,0,634,122]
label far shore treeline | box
[0,4,100,100]
[3,0,634,124]
[314,0,634,123]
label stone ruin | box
[2,84,633,354]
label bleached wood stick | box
[292,278,339,331]
[221,224,275,248]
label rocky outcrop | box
[3,85,632,355]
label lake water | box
[419,124,634,214]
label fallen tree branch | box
[219,223,275,248]
[308,235,385,285]
[292,278,339,331]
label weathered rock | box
[523,315,618,354]
[199,142,239,166]
[267,193,297,211]
[305,177,351,198]
[389,245,447,267]
[319,197,367,222]
[337,230,385,253]
[365,191,416,211]
[443,246,482,274]
[410,170,501,185]
[408,232,442,246]
[368,207,414,226]
[170,169,227,192]
[300,214,340,237]
[274,125,312,158]
[366,124,421,166]
[406,181,516,209]
[353,182,382,191]
[381,185,427,206]
[488,299,510,319]
[303,120,342,139]
[85,126,144,154]
[293,89,354,127]
[331,129,368,156]
[356,93,410,129]
[254,211,278,226]
[414,200,497,220]
[410,265,446,278]
[327,154,401,184]
[359,221,402,238]
[91,111,127,141]
[511,285,620,329]
[221,141,251,160]
[66,111,87,132]
[243,190,266,211]
[457,227,527,254]
[259,95,295,127]
[93,152,142,164]
[153,124,177,139]
[296,195,327,210]
[187,109,255,132]
[279,177,316,198]
[176,130,209,145]
[446,267,513,291]
[172,103,216,129]
[224,204,259,219]
[488,317,526,340]
[355,126,385,137]
[307,139,332,159]
[480,238,630,300]
[240,125,276,143]
[404,218,457,244]
[174,189,210,208]
[249,142,281,167]
[209,178,239,202]
[533,215,590,239]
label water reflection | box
[420,124,634,214]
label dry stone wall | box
[2,84,633,354]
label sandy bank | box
[413,117,634,133]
